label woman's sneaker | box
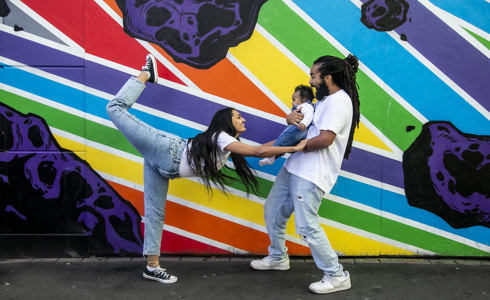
[142,54,158,84]
[250,254,290,270]
[309,271,351,294]
[143,266,178,284]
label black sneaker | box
[142,54,158,84]
[143,266,178,284]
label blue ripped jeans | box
[106,77,187,256]
[264,166,344,276]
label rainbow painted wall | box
[1,0,490,258]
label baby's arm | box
[299,103,314,127]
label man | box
[251,54,361,294]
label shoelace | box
[153,267,171,279]
[142,61,150,71]
[321,274,335,284]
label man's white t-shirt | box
[179,132,237,178]
[284,89,353,193]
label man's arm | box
[303,130,336,152]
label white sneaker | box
[250,255,290,270]
[259,157,275,166]
[309,271,351,294]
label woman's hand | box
[292,139,309,152]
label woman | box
[106,54,308,284]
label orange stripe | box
[166,202,311,255]
[108,180,145,215]
[108,180,310,255]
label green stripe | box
[464,28,490,51]
[257,0,423,151]
[0,89,140,157]
[1,90,486,256]
[320,199,489,256]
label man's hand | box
[297,123,306,131]
[286,106,304,126]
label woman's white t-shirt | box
[178,132,237,178]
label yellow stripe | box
[231,30,392,153]
[55,134,416,255]
[230,30,308,107]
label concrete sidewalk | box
[1,257,490,299]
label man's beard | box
[314,81,329,100]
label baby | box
[259,85,314,166]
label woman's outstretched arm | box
[224,139,308,158]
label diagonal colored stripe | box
[0,74,405,190]
[465,29,490,51]
[430,0,490,33]
[290,0,490,136]
[229,30,309,108]
[257,0,423,152]
[230,28,393,153]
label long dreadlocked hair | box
[313,54,360,159]
[186,107,260,197]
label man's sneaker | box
[309,271,351,294]
[143,266,178,284]
[142,54,158,84]
[250,255,290,270]
[259,157,275,166]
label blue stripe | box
[292,0,490,135]
[430,0,490,33]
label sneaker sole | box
[143,273,178,284]
[308,283,351,294]
[250,262,290,271]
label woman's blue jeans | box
[106,77,187,256]
[264,166,344,275]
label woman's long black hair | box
[186,107,260,197]
[314,54,360,159]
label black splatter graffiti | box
[361,0,410,32]
[0,0,10,17]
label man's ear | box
[323,74,331,85]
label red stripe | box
[22,0,185,85]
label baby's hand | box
[297,123,306,131]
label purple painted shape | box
[360,0,490,113]
[404,121,490,228]
[115,0,267,69]
[5,205,26,221]
[0,102,143,253]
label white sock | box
[259,157,275,166]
